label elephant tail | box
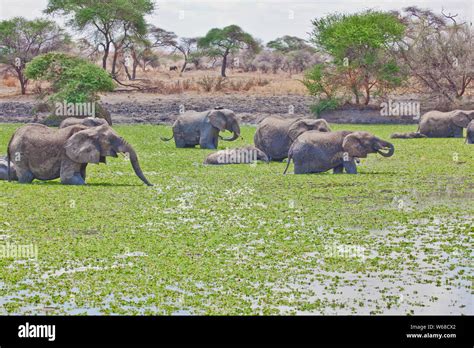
[283,153,292,175]
[160,134,174,142]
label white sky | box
[0,0,472,42]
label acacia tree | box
[267,35,314,53]
[149,27,199,73]
[310,11,406,105]
[45,0,154,76]
[0,17,69,94]
[198,25,259,77]
[397,7,473,105]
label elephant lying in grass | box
[5,124,152,186]
[161,108,241,149]
[284,131,394,174]
[466,120,474,144]
[391,110,474,138]
[254,116,331,161]
[0,156,17,181]
[204,146,269,165]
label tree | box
[149,27,199,73]
[397,7,473,106]
[310,11,406,104]
[25,52,115,104]
[267,35,314,53]
[198,25,260,77]
[45,0,154,76]
[0,17,69,94]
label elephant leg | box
[60,160,85,185]
[453,127,463,138]
[343,160,358,174]
[17,169,34,184]
[80,164,87,180]
[199,126,218,149]
[333,164,344,174]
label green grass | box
[0,123,472,315]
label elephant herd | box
[0,107,472,185]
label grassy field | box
[0,123,472,315]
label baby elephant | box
[466,120,474,144]
[284,131,394,174]
[204,146,269,165]
[390,132,427,139]
[0,156,17,181]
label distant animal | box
[59,117,109,129]
[284,131,394,174]
[169,66,178,71]
[254,116,331,161]
[5,123,152,186]
[161,108,240,149]
[204,146,269,165]
[0,156,17,181]
[466,120,474,144]
[390,132,427,139]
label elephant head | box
[452,110,474,128]
[342,131,394,158]
[209,108,241,141]
[64,125,153,186]
[287,118,331,141]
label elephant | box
[254,116,331,161]
[161,107,241,149]
[466,120,474,144]
[203,146,269,165]
[418,110,474,137]
[283,131,394,174]
[0,156,17,181]
[59,117,109,129]
[390,132,427,139]
[6,123,152,186]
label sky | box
[0,0,472,43]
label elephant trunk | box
[120,141,153,186]
[221,122,241,141]
[376,141,395,157]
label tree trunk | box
[221,50,229,77]
[102,42,110,70]
[15,67,27,95]
[181,60,187,73]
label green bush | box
[25,52,115,104]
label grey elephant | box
[161,108,241,149]
[466,120,474,144]
[0,156,17,181]
[419,110,474,137]
[254,116,331,161]
[203,146,269,165]
[6,123,152,186]
[392,110,474,139]
[59,117,109,129]
[284,131,394,174]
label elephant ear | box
[452,111,472,128]
[342,132,369,158]
[287,120,310,141]
[208,110,227,131]
[64,130,101,163]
